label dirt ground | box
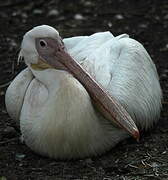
[0,0,168,179]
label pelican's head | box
[19,25,64,70]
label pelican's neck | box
[28,64,69,89]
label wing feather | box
[5,68,33,123]
[64,32,162,129]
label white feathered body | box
[5,31,162,159]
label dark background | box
[0,0,168,179]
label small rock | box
[21,12,28,19]
[22,19,27,23]
[15,153,26,161]
[12,11,20,17]
[57,16,65,21]
[160,73,167,80]
[162,151,167,154]
[125,26,130,30]
[160,44,168,52]
[151,162,159,168]
[10,39,17,47]
[103,178,112,180]
[19,163,23,167]
[114,14,124,20]
[165,44,168,49]
[115,158,119,163]
[155,16,160,20]
[84,1,92,6]
[3,126,16,138]
[0,90,5,96]
[33,9,43,15]
[139,23,148,28]
[108,22,112,27]
[144,142,149,148]
[1,109,7,114]
[24,2,34,11]
[85,158,93,164]
[48,9,59,16]
[74,14,84,20]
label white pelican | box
[5,25,162,159]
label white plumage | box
[5,25,162,159]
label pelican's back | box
[64,32,162,130]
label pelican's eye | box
[39,40,47,48]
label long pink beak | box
[35,37,140,141]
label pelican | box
[5,25,162,159]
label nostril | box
[58,46,64,52]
